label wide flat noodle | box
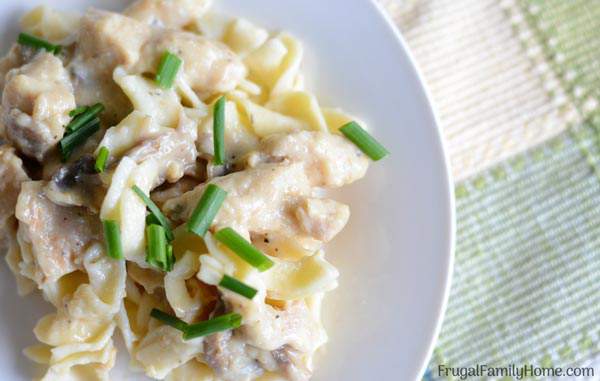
[21,5,81,43]
[224,19,269,57]
[101,158,159,264]
[135,326,204,379]
[165,251,203,322]
[96,111,167,160]
[27,244,125,380]
[266,91,328,132]
[166,359,216,381]
[114,70,183,128]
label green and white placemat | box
[379,0,600,379]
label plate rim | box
[368,0,456,379]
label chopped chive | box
[219,275,257,299]
[213,96,226,165]
[102,220,123,259]
[186,184,227,237]
[214,228,274,272]
[146,224,168,270]
[66,103,105,134]
[339,121,389,161]
[146,213,161,226]
[183,313,242,340]
[166,244,175,272]
[155,51,182,89]
[150,308,188,332]
[94,146,109,173]
[132,185,174,241]
[17,33,61,55]
[59,116,100,161]
[69,106,89,118]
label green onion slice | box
[95,146,109,173]
[17,33,61,54]
[102,220,123,259]
[146,224,168,270]
[59,117,100,161]
[66,103,105,134]
[339,121,389,161]
[166,244,175,272]
[69,106,89,118]
[213,96,226,165]
[219,275,257,299]
[150,308,188,332]
[155,51,182,89]
[146,213,161,226]
[183,313,242,340]
[214,228,274,272]
[187,184,227,237]
[132,185,174,241]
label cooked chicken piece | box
[15,181,102,285]
[136,30,246,99]
[0,145,29,250]
[226,294,325,354]
[203,330,312,381]
[0,145,35,295]
[0,145,29,230]
[44,155,105,211]
[125,113,198,186]
[270,345,311,381]
[203,330,264,381]
[2,52,76,161]
[70,10,151,124]
[68,56,133,125]
[164,163,302,232]
[201,293,322,379]
[78,9,151,73]
[255,131,369,188]
[0,45,30,92]
[125,0,212,29]
[294,198,349,242]
[164,162,350,250]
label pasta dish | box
[0,1,388,380]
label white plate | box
[0,1,455,380]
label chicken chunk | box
[255,131,369,188]
[203,330,313,381]
[294,198,349,242]
[0,145,30,258]
[70,10,152,124]
[226,295,325,354]
[164,162,351,251]
[125,113,198,185]
[0,145,34,294]
[202,293,323,379]
[164,163,311,237]
[270,346,312,381]
[203,330,264,381]
[78,9,151,72]
[2,52,76,161]
[0,45,29,92]
[15,181,102,285]
[136,30,246,99]
[125,0,212,29]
